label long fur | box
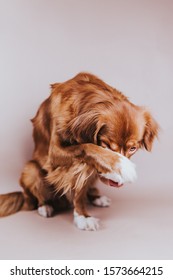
[0,73,159,221]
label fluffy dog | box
[0,73,159,230]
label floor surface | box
[0,183,172,260]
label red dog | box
[0,73,159,230]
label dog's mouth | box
[99,177,123,188]
[109,179,123,188]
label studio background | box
[0,0,173,259]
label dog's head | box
[97,101,159,158]
[68,99,159,158]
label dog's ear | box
[142,110,159,151]
[69,112,105,144]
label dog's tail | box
[0,192,25,217]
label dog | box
[0,73,159,230]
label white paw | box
[101,153,137,186]
[38,205,54,218]
[74,211,99,231]
[92,196,111,207]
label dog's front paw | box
[100,153,137,187]
[38,205,54,218]
[74,211,99,231]
[92,196,111,207]
[118,154,137,183]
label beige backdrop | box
[0,0,173,259]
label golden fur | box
[0,73,159,221]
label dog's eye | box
[129,146,137,153]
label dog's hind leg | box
[87,187,111,207]
[20,160,54,217]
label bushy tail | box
[0,192,24,217]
